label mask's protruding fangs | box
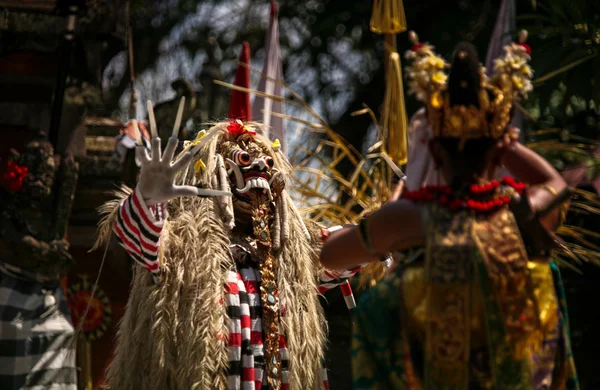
[222,136,281,203]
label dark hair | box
[447,42,481,108]
[438,43,495,179]
[434,137,496,180]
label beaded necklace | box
[402,176,526,214]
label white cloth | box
[114,134,151,165]
[252,2,286,153]
[405,108,445,191]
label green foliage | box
[523,83,599,180]
[517,1,600,184]
[519,0,600,108]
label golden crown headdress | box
[405,30,533,144]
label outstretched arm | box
[111,103,230,283]
[317,225,393,310]
[320,201,424,271]
[499,137,568,231]
[110,116,198,284]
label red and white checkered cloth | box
[114,190,359,389]
[223,268,331,389]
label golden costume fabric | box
[352,206,579,389]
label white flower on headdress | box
[405,43,448,102]
[405,50,417,60]
[506,43,531,59]
[493,43,534,98]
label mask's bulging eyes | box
[265,156,274,169]
[233,150,251,166]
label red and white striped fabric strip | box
[113,189,165,283]
[317,225,361,310]
[130,189,163,235]
[224,267,293,390]
[340,280,356,310]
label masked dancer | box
[96,102,387,389]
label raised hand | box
[134,98,230,206]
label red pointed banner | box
[228,42,252,121]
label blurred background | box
[0,0,598,388]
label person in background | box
[0,135,78,390]
[114,120,151,164]
[320,35,579,389]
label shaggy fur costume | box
[96,124,327,390]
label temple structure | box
[0,2,130,387]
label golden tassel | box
[370,0,407,34]
[383,34,397,76]
[380,50,409,166]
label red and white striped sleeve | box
[113,188,166,284]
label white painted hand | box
[136,136,200,206]
[134,99,231,206]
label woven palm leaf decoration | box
[67,275,112,390]
[67,275,112,341]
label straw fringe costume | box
[98,122,371,390]
[352,34,579,389]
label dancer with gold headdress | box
[320,32,579,389]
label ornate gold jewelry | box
[358,217,375,255]
[534,184,557,196]
[405,31,533,145]
[250,194,282,389]
[533,184,569,225]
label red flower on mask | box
[227,120,256,138]
[2,161,29,193]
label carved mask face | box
[221,132,284,205]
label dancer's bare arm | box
[499,136,568,231]
[320,201,423,271]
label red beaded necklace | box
[402,176,526,213]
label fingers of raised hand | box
[151,138,162,162]
[507,126,520,141]
[163,137,179,163]
[136,145,151,164]
[171,185,202,198]
[171,151,193,173]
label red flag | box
[228,42,252,121]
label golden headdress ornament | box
[405,30,533,145]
